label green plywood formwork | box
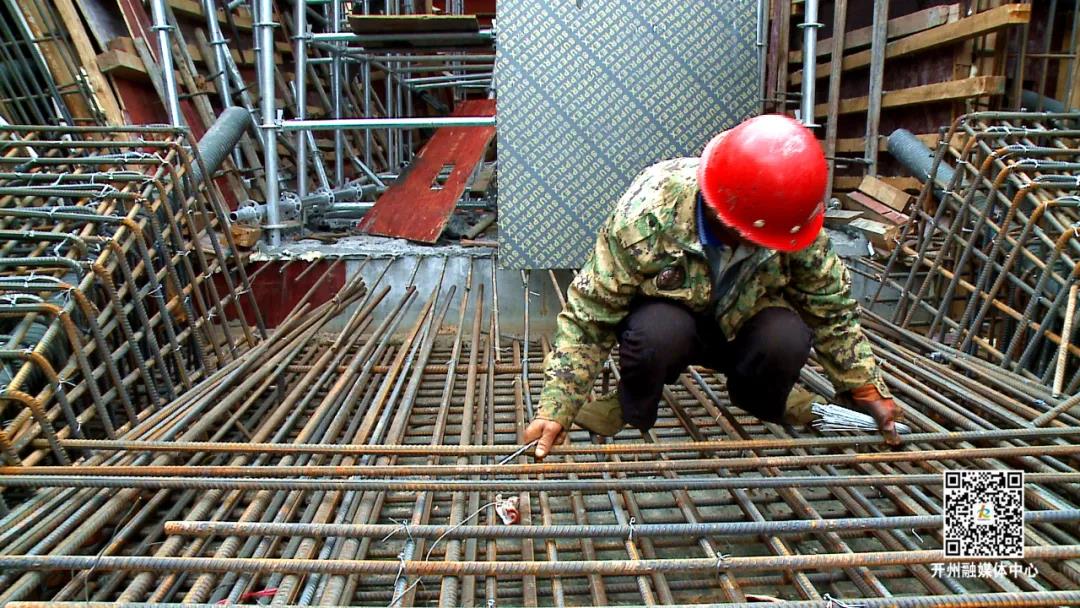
[496,0,762,269]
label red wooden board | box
[359,99,495,243]
[219,261,345,328]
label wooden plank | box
[858,175,914,212]
[792,4,1030,86]
[864,0,888,175]
[359,100,496,243]
[764,0,784,108]
[774,0,792,111]
[15,1,97,124]
[74,0,129,51]
[348,15,479,34]
[814,75,1005,118]
[844,191,909,225]
[51,0,126,125]
[108,37,138,54]
[469,164,496,194]
[824,209,864,226]
[849,217,899,251]
[833,175,924,193]
[231,224,262,248]
[827,132,940,154]
[186,44,285,68]
[169,0,252,29]
[790,4,958,63]
[97,49,148,80]
[822,0,848,204]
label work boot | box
[782,384,826,426]
[573,391,625,436]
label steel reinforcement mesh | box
[1,260,1080,606]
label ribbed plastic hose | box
[189,106,253,185]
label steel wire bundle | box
[810,403,913,434]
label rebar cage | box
[875,111,1080,397]
[0,123,264,467]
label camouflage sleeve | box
[784,232,892,398]
[537,215,642,429]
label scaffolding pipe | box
[294,0,309,200]
[256,0,281,246]
[149,0,183,127]
[280,117,496,131]
[798,0,820,126]
[330,0,344,187]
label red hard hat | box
[697,114,827,252]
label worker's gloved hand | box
[847,384,902,447]
[523,418,566,460]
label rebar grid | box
[1,258,1079,606]
[0,124,264,467]
[875,111,1080,396]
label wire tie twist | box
[825,594,867,608]
[380,518,412,543]
[627,516,636,542]
[715,553,730,576]
[392,551,408,589]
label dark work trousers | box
[616,299,813,431]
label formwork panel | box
[496,0,761,268]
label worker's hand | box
[848,385,902,447]
[523,418,566,460]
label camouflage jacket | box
[537,158,891,429]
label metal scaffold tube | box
[294,0,309,200]
[798,0,820,127]
[149,0,183,127]
[256,0,281,247]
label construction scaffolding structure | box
[203,0,497,245]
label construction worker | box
[524,114,902,458]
